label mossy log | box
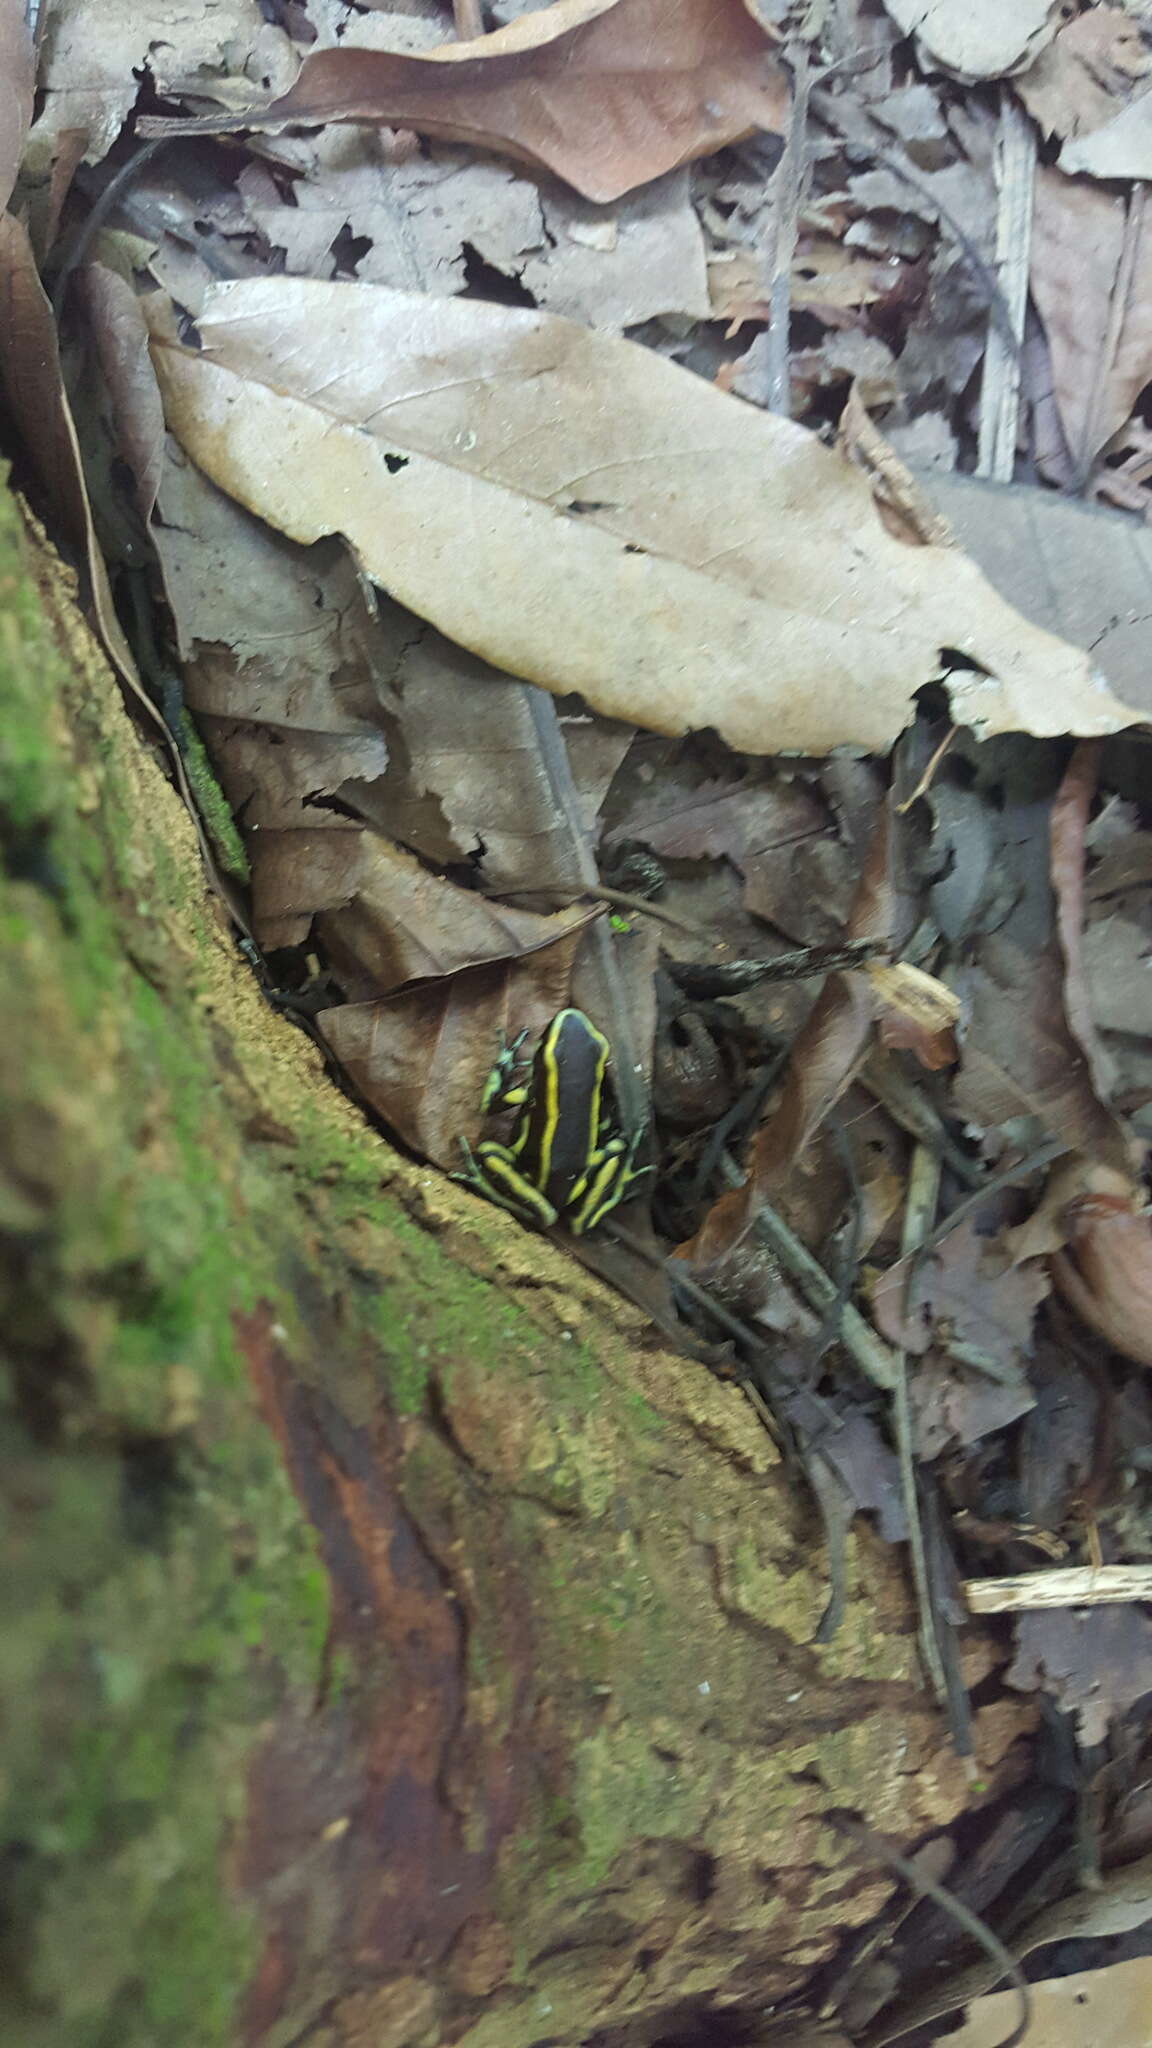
[0,484,1022,2048]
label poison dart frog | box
[455,1008,648,1233]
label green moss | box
[568,1722,713,1890]
[0,488,343,2045]
[178,709,250,881]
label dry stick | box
[977,89,1035,483]
[1074,181,1146,491]
[452,0,484,37]
[966,1564,1152,1613]
[762,45,811,417]
[894,1142,948,1706]
[717,1152,899,1392]
[915,1134,1070,1264]
[522,684,648,1137]
[862,1049,984,1188]
[49,137,169,317]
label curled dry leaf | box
[0,216,149,698]
[867,961,959,1071]
[253,825,595,986]
[872,1218,1048,1379]
[1050,1177,1152,1371]
[1050,739,1116,1103]
[147,279,1141,759]
[138,0,790,207]
[319,933,589,1167]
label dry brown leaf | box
[707,238,886,324]
[252,826,595,985]
[138,0,790,207]
[879,0,1056,82]
[1014,7,1152,154]
[0,0,34,216]
[908,1354,1036,1460]
[153,429,626,896]
[1029,166,1152,484]
[955,931,1117,1155]
[318,936,588,1166]
[0,214,151,698]
[1010,6,1152,184]
[147,278,1141,757]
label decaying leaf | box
[1012,4,1152,185]
[1029,167,1152,485]
[0,0,33,217]
[241,132,710,330]
[908,1354,1036,1461]
[83,266,166,524]
[952,766,1126,1164]
[918,470,1152,711]
[1014,7,1152,166]
[1062,90,1152,183]
[684,813,899,1269]
[147,278,1141,759]
[138,0,791,207]
[872,1218,1047,1373]
[879,0,1056,83]
[30,0,298,167]
[318,932,591,1165]
[1007,1604,1152,1748]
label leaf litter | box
[16,0,1152,2038]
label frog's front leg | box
[454,1135,559,1228]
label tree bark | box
[0,482,1021,2048]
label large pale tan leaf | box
[941,1956,1152,2048]
[137,0,790,207]
[147,279,1141,759]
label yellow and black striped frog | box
[455,1008,647,1234]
